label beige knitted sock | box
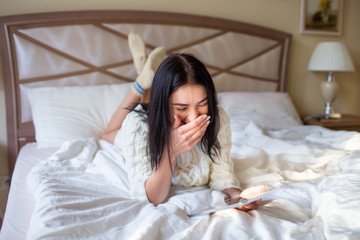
[128,32,147,74]
[131,46,166,96]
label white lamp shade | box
[308,42,355,72]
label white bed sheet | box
[0,143,57,240]
[2,122,360,240]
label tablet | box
[188,184,285,217]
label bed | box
[0,10,359,240]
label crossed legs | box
[101,33,166,143]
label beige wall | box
[0,0,359,177]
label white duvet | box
[26,122,360,240]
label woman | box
[102,33,265,210]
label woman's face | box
[169,84,208,125]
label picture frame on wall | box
[300,0,343,36]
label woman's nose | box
[187,108,200,122]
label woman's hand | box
[223,185,268,212]
[170,114,210,158]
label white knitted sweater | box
[114,105,240,202]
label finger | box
[179,116,209,150]
[237,203,255,212]
[245,203,256,210]
[182,115,210,139]
[253,199,262,206]
[178,115,209,134]
[188,118,210,145]
[172,114,182,129]
[236,206,250,212]
[181,128,206,152]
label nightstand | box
[303,114,360,132]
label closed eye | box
[197,98,208,107]
[198,101,208,107]
[173,103,188,111]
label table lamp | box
[308,42,355,119]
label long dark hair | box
[147,53,220,169]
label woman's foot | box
[128,32,147,74]
[131,46,166,96]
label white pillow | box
[217,91,302,130]
[27,83,132,148]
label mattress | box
[0,143,57,240]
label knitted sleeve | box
[209,107,241,191]
[114,105,151,202]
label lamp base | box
[303,112,341,122]
[323,102,341,119]
[321,72,341,119]
[324,112,342,119]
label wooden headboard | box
[0,10,292,178]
